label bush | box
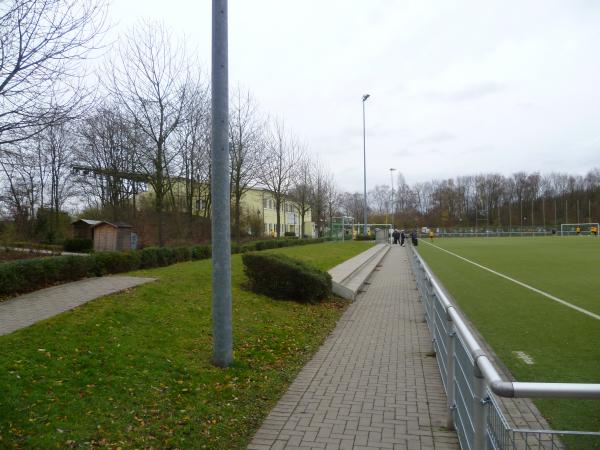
[239,242,256,253]
[173,246,192,263]
[284,231,296,237]
[0,255,94,296]
[0,238,330,298]
[354,235,375,241]
[191,245,211,260]
[139,247,160,269]
[156,247,176,266]
[242,252,331,303]
[63,238,93,253]
[89,252,140,276]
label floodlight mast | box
[211,0,232,368]
[390,168,396,228]
[362,94,370,236]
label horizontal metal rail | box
[412,247,600,400]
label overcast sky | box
[108,0,600,192]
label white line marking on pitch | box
[421,240,600,321]
[513,351,535,365]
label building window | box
[195,199,206,211]
[263,198,268,209]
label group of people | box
[391,229,419,246]
[391,229,406,246]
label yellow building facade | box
[244,188,314,238]
[142,183,314,238]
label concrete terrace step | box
[328,243,390,300]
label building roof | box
[72,219,102,226]
[72,219,132,229]
[95,221,133,229]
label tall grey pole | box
[211,0,232,368]
[390,168,396,227]
[362,94,370,235]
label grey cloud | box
[413,131,456,145]
[425,82,508,102]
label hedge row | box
[0,238,328,298]
[242,252,332,303]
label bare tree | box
[259,120,301,238]
[75,103,141,219]
[289,154,313,238]
[174,81,210,229]
[229,87,264,243]
[43,122,76,233]
[309,158,335,237]
[106,21,193,246]
[0,144,40,233]
[0,0,107,145]
[368,185,390,218]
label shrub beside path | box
[248,245,459,450]
[0,276,155,336]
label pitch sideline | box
[419,239,600,321]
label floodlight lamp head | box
[362,94,370,101]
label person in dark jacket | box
[411,230,418,246]
[392,229,400,244]
[400,230,406,246]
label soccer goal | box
[560,223,599,236]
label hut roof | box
[72,219,102,226]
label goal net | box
[560,223,599,236]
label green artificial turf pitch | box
[416,236,600,435]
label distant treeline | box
[341,170,600,229]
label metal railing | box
[409,246,600,449]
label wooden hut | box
[93,222,136,252]
[71,219,101,240]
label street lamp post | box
[390,168,396,228]
[211,0,232,368]
[362,94,370,236]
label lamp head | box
[362,94,370,101]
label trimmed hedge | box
[63,238,93,253]
[0,237,330,298]
[242,252,332,303]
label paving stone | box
[247,246,461,449]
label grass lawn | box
[0,241,372,449]
[417,237,600,435]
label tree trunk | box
[235,191,242,244]
[275,198,281,238]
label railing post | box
[473,362,489,450]
[446,324,456,430]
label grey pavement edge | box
[329,243,390,301]
[248,245,460,450]
[0,276,156,336]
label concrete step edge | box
[330,245,390,301]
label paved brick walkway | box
[0,276,155,336]
[248,245,459,450]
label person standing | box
[392,229,399,244]
[400,230,406,246]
